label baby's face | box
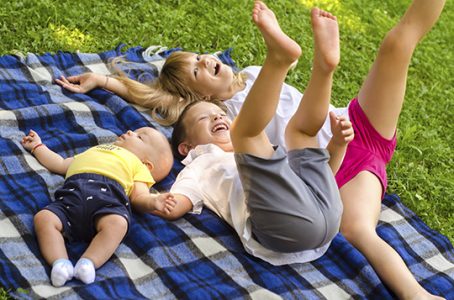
[182,101,233,152]
[114,127,161,161]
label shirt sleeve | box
[170,166,204,214]
[133,162,155,188]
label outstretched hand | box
[329,111,354,146]
[21,129,42,152]
[153,192,177,215]
[55,73,104,94]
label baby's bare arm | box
[21,129,73,175]
[151,194,193,221]
[130,182,177,215]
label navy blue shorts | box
[43,173,131,242]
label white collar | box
[182,144,227,165]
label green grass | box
[0,0,452,296]
[0,286,10,300]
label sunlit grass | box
[299,0,365,33]
[49,24,93,50]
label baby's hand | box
[21,129,43,152]
[329,111,354,146]
[153,192,177,215]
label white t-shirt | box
[170,144,331,266]
[224,66,348,149]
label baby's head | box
[160,51,245,103]
[171,101,233,160]
[114,127,173,182]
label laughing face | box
[179,101,233,155]
[183,53,236,100]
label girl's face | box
[180,102,233,154]
[183,53,236,100]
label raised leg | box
[357,0,445,140]
[230,1,301,158]
[285,8,339,151]
[341,2,446,298]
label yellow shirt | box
[66,144,155,196]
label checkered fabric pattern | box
[0,45,453,299]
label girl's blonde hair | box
[111,51,246,126]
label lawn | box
[0,0,452,297]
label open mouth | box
[212,123,228,132]
[214,63,221,75]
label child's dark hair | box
[171,100,228,161]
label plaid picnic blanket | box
[0,45,453,299]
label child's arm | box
[326,112,354,175]
[21,130,73,175]
[151,194,193,221]
[55,73,131,101]
[130,182,177,215]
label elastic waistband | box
[65,173,123,191]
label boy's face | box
[182,53,234,100]
[180,102,233,155]
[114,127,162,161]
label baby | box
[22,127,175,286]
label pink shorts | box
[335,98,397,198]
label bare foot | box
[252,1,301,65]
[311,8,340,73]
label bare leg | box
[81,214,128,268]
[286,8,339,151]
[340,173,444,300]
[340,1,446,299]
[358,0,445,139]
[34,210,68,264]
[231,1,301,158]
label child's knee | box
[340,221,377,245]
[284,124,319,150]
[381,27,416,59]
[96,214,128,235]
[34,210,61,231]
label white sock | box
[51,258,74,287]
[74,258,96,284]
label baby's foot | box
[252,1,301,65]
[50,258,74,287]
[74,257,96,284]
[311,8,340,73]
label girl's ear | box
[178,142,192,157]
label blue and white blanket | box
[0,45,453,299]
